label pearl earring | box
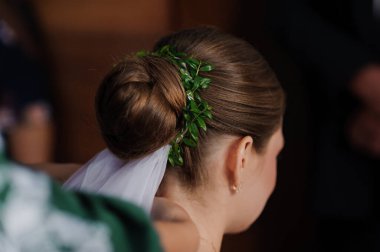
[231,184,240,192]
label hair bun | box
[96,55,185,160]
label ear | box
[225,136,254,192]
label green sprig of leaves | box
[137,45,213,167]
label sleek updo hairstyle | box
[96,27,285,189]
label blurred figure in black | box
[270,0,379,251]
[0,0,54,163]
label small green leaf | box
[188,58,201,66]
[189,123,199,139]
[193,76,202,90]
[204,110,212,119]
[186,59,197,69]
[159,45,170,55]
[136,50,148,57]
[190,100,200,113]
[179,61,187,69]
[184,113,191,121]
[179,68,190,77]
[176,155,184,166]
[200,100,208,110]
[183,79,193,90]
[181,75,192,84]
[186,90,194,100]
[183,138,197,147]
[189,68,197,77]
[165,47,176,58]
[173,143,179,152]
[200,64,213,72]
[200,78,211,88]
[196,117,207,131]
[194,93,200,101]
[168,156,175,166]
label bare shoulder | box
[28,163,81,183]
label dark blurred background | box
[1,0,378,251]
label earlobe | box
[225,136,253,193]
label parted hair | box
[96,27,285,189]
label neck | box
[159,172,226,252]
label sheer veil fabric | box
[64,145,171,213]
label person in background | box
[270,0,380,251]
[0,0,54,164]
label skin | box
[351,64,380,114]
[347,108,380,157]
[159,127,284,252]
[7,103,54,164]
[349,64,380,157]
[28,163,81,183]
[30,128,284,252]
[152,197,200,252]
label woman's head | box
[151,27,285,188]
[96,27,285,229]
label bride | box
[63,27,285,252]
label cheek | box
[263,157,278,194]
[241,158,278,227]
[250,156,278,215]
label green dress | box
[0,159,163,252]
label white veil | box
[63,145,170,213]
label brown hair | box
[96,27,285,189]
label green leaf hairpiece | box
[137,45,213,167]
